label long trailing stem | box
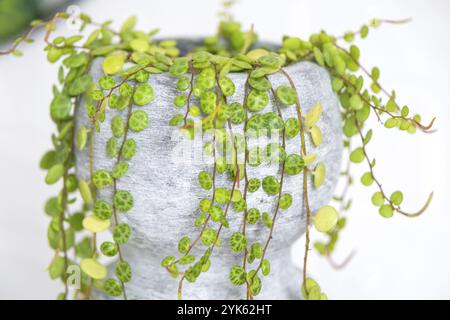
[0,13,61,56]
[85,111,97,300]
[210,73,241,253]
[177,64,244,299]
[239,73,252,299]
[53,105,78,300]
[335,43,393,101]
[326,250,356,270]
[280,68,313,295]
[338,74,435,132]
[183,61,196,125]
[248,84,287,291]
[326,142,356,270]
[334,142,352,211]
[0,12,114,56]
[58,97,81,300]
[336,43,436,132]
[7,9,436,302]
[176,64,223,299]
[354,115,433,217]
[335,18,413,41]
[108,84,140,301]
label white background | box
[0,0,448,299]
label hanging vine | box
[1,7,435,300]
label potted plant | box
[0,7,434,300]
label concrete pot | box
[75,40,343,299]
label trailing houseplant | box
[0,4,435,300]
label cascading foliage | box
[0,7,435,300]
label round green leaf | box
[247,89,269,112]
[122,139,137,160]
[371,192,384,207]
[94,200,113,220]
[133,84,154,106]
[262,176,280,195]
[230,232,247,252]
[103,278,123,297]
[390,191,403,206]
[379,204,394,218]
[313,163,326,188]
[247,208,260,224]
[279,193,292,210]
[261,259,270,276]
[100,241,118,257]
[276,85,297,106]
[361,172,374,186]
[113,223,131,244]
[178,236,191,254]
[45,164,64,185]
[80,258,107,280]
[129,110,149,132]
[350,147,365,163]
[50,95,71,121]
[116,260,132,283]
[285,154,304,176]
[229,265,246,286]
[102,55,125,75]
[198,171,213,190]
[313,205,339,232]
[93,170,113,189]
[114,190,134,212]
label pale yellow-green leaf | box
[82,215,110,233]
[306,285,322,300]
[231,190,242,202]
[246,48,269,61]
[80,258,107,280]
[313,162,326,188]
[102,55,125,75]
[313,205,339,233]
[78,180,92,204]
[303,153,317,166]
[310,125,322,147]
[76,126,88,151]
[45,164,64,185]
[304,103,323,128]
[130,38,149,52]
[301,277,320,299]
[120,15,137,33]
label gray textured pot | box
[75,41,343,300]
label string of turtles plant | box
[1,9,435,300]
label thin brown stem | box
[354,115,433,217]
[177,273,186,300]
[176,64,225,299]
[238,74,252,299]
[0,13,58,56]
[85,104,98,300]
[326,250,356,270]
[58,173,69,299]
[249,86,287,290]
[335,17,412,41]
[335,43,436,132]
[93,63,154,121]
[109,84,139,301]
[280,68,312,295]
[339,74,435,132]
[183,61,196,125]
